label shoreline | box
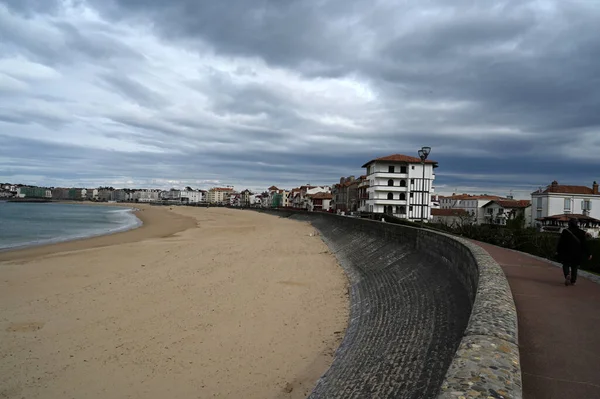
[0,207,348,398]
[0,204,198,263]
[0,203,142,254]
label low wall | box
[253,209,521,399]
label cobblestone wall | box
[253,210,521,399]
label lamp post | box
[418,146,431,226]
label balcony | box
[367,199,408,205]
[370,185,409,192]
[368,172,409,179]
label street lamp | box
[418,146,431,226]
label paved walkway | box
[472,241,600,399]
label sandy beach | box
[0,206,348,399]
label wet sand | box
[0,206,348,399]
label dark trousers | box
[563,263,579,283]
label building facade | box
[361,154,437,221]
[207,187,234,204]
[531,180,600,237]
[439,194,507,224]
[17,186,51,199]
[481,200,532,226]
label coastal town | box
[2,152,600,238]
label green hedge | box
[428,222,600,273]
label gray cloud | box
[1,0,599,198]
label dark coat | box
[557,227,590,264]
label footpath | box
[472,241,600,399]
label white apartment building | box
[531,180,600,237]
[180,189,204,204]
[207,187,234,204]
[137,189,161,203]
[361,154,437,221]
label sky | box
[1,0,599,199]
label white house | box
[439,194,508,224]
[481,199,532,226]
[306,192,333,212]
[531,180,600,237]
[180,189,203,204]
[361,154,438,221]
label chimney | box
[594,181,599,195]
[551,180,558,187]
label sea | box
[0,202,142,251]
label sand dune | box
[0,206,348,399]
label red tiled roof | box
[534,181,595,195]
[440,194,506,201]
[362,154,437,168]
[308,192,333,200]
[536,213,600,223]
[431,208,469,217]
[212,187,233,191]
[483,199,531,208]
[268,185,279,191]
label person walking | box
[557,218,592,286]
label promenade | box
[473,241,600,399]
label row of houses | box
[232,185,334,211]
[431,180,600,238]
[2,185,239,205]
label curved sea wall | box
[252,209,521,399]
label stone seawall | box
[252,209,521,399]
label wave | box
[0,207,142,252]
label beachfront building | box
[439,193,508,224]
[85,188,99,200]
[531,180,600,237]
[16,186,52,199]
[97,189,114,202]
[137,189,161,203]
[333,176,363,214]
[180,189,203,204]
[361,154,438,221]
[306,192,333,212]
[207,187,234,204]
[113,189,133,202]
[481,199,532,226]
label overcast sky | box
[1,0,599,198]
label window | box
[387,179,394,186]
[409,206,413,212]
[399,206,406,214]
[389,166,395,173]
[410,193,414,198]
[387,193,394,200]
[536,197,542,208]
[411,166,415,170]
[536,210,542,219]
[564,198,571,210]
[583,200,592,210]
[400,166,407,173]
[411,179,415,185]
[400,180,406,187]
[400,193,406,201]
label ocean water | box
[0,202,142,251]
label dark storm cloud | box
[90,0,600,139]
